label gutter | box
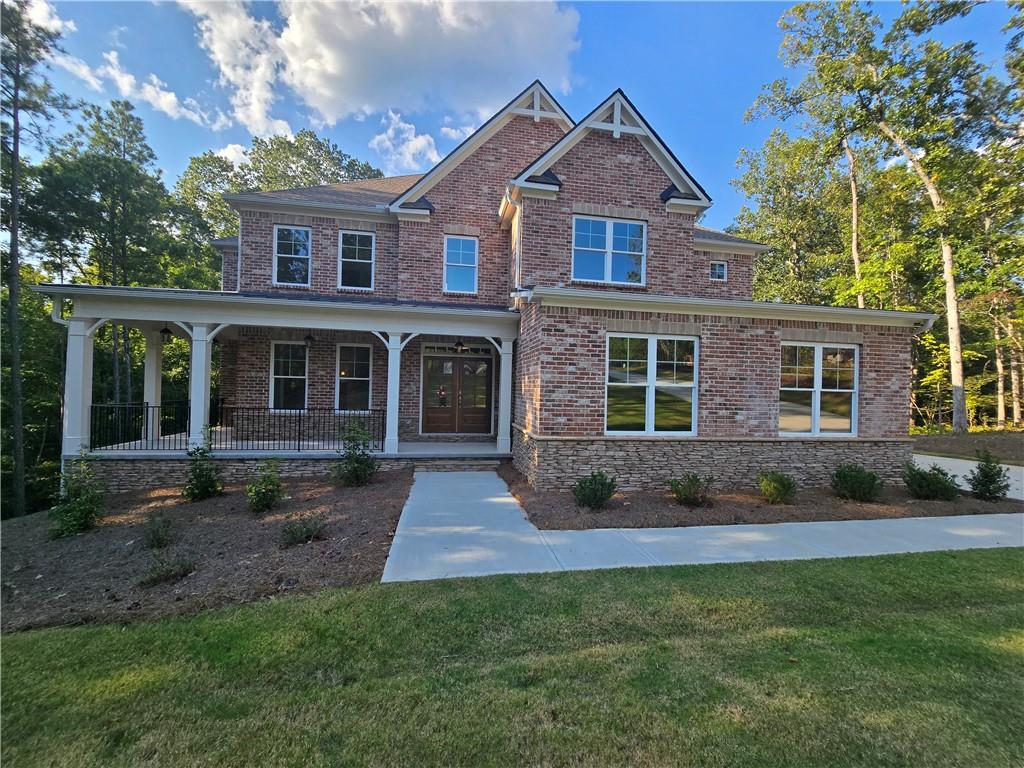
[222,193,393,219]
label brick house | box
[38,82,934,491]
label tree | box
[175,151,238,238]
[1,0,72,516]
[236,129,382,191]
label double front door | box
[422,356,493,434]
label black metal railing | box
[90,402,190,451]
[210,406,385,452]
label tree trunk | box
[877,119,967,433]
[842,137,865,309]
[994,321,1006,429]
[1010,348,1022,427]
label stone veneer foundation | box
[512,426,913,491]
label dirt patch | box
[1,469,413,633]
[498,464,1023,531]
[913,432,1023,464]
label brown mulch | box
[497,464,1023,531]
[913,432,1023,465]
[0,469,413,633]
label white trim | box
[778,342,859,438]
[571,216,647,286]
[269,340,309,412]
[693,238,767,256]
[337,229,376,292]
[443,234,479,295]
[335,342,373,412]
[604,333,699,436]
[272,224,312,288]
[710,261,728,282]
[224,195,393,222]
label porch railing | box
[90,402,190,451]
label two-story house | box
[38,81,935,492]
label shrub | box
[143,512,173,549]
[831,463,882,502]
[668,473,714,507]
[330,422,379,487]
[182,440,222,502]
[902,462,961,501]
[758,471,797,504]
[966,450,1011,501]
[572,471,617,509]
[138,555,196,588]
[281,515,327,547]
[247,460,285,514]
[48,460,105,539]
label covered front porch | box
[39,285,518,460]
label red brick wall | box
[220,247,238,292]
[519,131,755,300]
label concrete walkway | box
[381,471,1024,583]
[913,453,1023,500]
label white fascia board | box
[32,285,520,338]
[522,286,937,330]
[223,194,395,222]
[665,199,711,214]
[393,208,431,221]
[692,238,769,255]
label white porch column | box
[142,330,163,445]
[62,318,96,456]
[496,338,514,453]
[188,324,212,448]
[384,332,402,454]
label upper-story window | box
[339,230,374,290]
[274,225,312,287]
[779,343,858,436]
[710,261,728,281]
[573,216,646,285]
[444,236,478,294]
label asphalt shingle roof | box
[233,174,424,208]
[693,225,766,249]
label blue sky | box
[38,1,1015,230]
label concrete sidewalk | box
[381,471,1024,583]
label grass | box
[3,549,1023,767]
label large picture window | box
[336,344,371,411]
[779,343,858,436]
[274,225,312,286]
[444,236,478,294]
[270,342,308,411]
[339,230,374,290]
[573,216,646,285]
[606,335,697,434]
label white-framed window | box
[336,344,372,411]
[338,230,374,290]
[270,341,308,411]
[605,334,698,435]
[273,225,312,286]
[779,343,858,436]
[443,236,478,294]
[573,216,646,285]
[710,261,728,281]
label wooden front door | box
[422,356,493,434]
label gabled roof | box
[511,89,712,209]
[224,174,423,211]
[388,80,573,214]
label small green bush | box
[138,555,196,588]
[182,441,222,502]
[330,422,379,487]
[281,515,327,547]
[247,460,285,514]
[48,460,105,539]
[902,463,961,501]
[668,473,714,507]
[831,463,882,502]
[572,471,617,509]
[143,512,172,549]
[966,450,1011,501]
[758,471,797,504]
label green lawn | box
[4,549,1023,767]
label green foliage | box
[572,471,618,510]
[247,460,285,514]
[831,464,882,502]
[138,555,196,588]
[329,422,379,487]
[966,450,1011,501]
[280,515,327,548]
[668,473,715,507]
[48,460,105,538]
[143,512,172,550]
[182,441,222,501]
[758,471,797,504]
[902,463,961,501]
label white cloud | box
[98,51,206,125]
[215,142,249,167]
[177,0,292,137]
[51,53,102,91]
[369,110,441,174]
[439,118,476,142]
[26,0,76,34]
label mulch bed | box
[913,432,1023,464]
[498,464,1023,531]
[1,469,413,633]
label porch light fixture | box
[453,338,468,354]
[159,327,173,344]
[303,332,315,345]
